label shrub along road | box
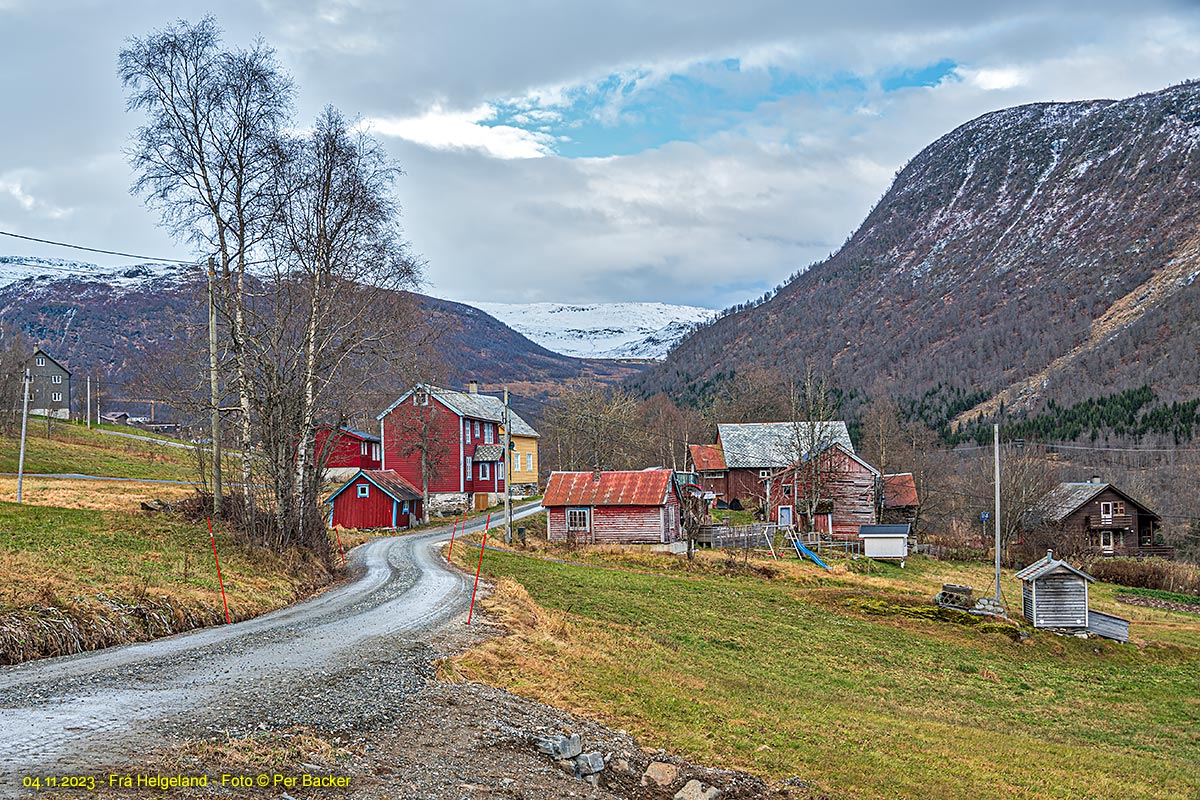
[0,505,541,792]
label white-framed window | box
[360,442,368,456]
[356,483,370,498]
[567,508,589,531]
[464,422,470,443]
[371,443,380,461]
[474,421,480,438]
[480,462,490,480]
[51,392,62,402]
[35,356,45,367]
[759,469,772,479]
[702,470,724,479]
[465,456,473,478]
[484,422,494,444]
[412,389,429,406]
[51,375,62,384]
[526,452,533,472]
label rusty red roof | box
[326,469,422,505]
[883,472,919,508]
[543,470,675,507]
[689,443,726,472]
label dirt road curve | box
[0,508,538,790]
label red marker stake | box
[448,516,459,559]
[207,517,232,624]
[467,530,488,625]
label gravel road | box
[0,507,540,793]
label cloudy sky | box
[3,2,1200,308]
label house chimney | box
[467,380,478,394]
[1047,549,1054,561]
[1090,475,1102,484]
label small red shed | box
[326,469,423,530]
[543,469,683,545]
[314,426,382,479]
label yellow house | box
[507,432,540,493]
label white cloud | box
[0,174,72,219]
[365,105,558,159]
[956,66,1027,91]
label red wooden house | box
[376,382,539,514]
[765,442,880,539]
[543,469,683,545]
[689,421,855,507]
[325,469,423,530]
[314,426,382,479]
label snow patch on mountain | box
[0,256,186,291]
[464,301,719,360]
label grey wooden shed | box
[1013,550,1129,642]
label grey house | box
[1014,550,1130,642]
[26,348,71,419]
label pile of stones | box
[532,731,723,798]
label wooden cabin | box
[1013,550,1130,642]
[766,442,880,539]
[543,469,683,545]
[314,426,382,480]
[1037,478,1169,559]
[326,469,423,530]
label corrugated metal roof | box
[717,421,853,468]
[858,524,911,536]
[472,444,506,462]
[325,469,422,504]
[882,472,919,507]
[1013,551,1094,583]
[328,426,380,443]
[543,470,674,507]
[689,443,726,471]
[377,384,539,437]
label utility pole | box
[503,387,512,544]
[86,375,91,429]
[993,423,1001,602]
[208,257,223,516]
[16,369,30,504]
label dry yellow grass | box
[0,477,195,512]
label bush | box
[1083,557,1200,595]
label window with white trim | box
[35,356,45,367]
[480,462,490,480]
[474,421,480,438]
[51,375,62,384]
[360,442,368,456]
[412,389,429,406]
[759,469,772,479]
[465,456,472,478]
[526,452,533,473]
[371,443,380,461]
[484,422,494,444]
[464,422,469,443]
[51,392,62,402]
[356,483,370,498]
[567,508,589,531]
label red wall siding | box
[315,429,380,470]
[546,497,681,544]
[381,397,463,493]
[332,479,396,529]
[770,449,877,539]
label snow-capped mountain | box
[0,255,186,290]
[464,301,719,360]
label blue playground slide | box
[792,539,832,570]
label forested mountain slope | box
[637,81,1200,434]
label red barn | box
[314,426,382,479]
[543,469,683,545]
[376,382,539,515]
[766,443,880,539]
[326,469,423,530]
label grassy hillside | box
[0,421,197,483]
[445,533,1200,800]
[0,502,332,664]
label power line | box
[0,229,202,266]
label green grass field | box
[447,537,1200,800]
[0,421,197,482]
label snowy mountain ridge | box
[0,255,187,291]
[465,301,719,360]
